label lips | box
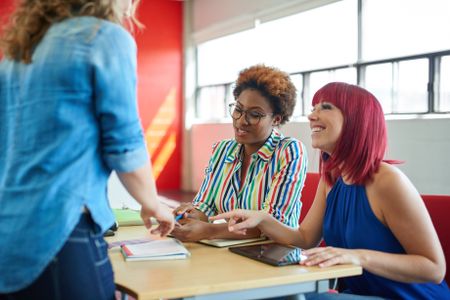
[311,126,324,133]
[235,127,249,137]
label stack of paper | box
[198,237,267,248]
[120,239,190,261]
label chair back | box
[421,194,450,284]
[300,173,321,223]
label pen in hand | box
[175,214,184,222]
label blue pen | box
[175,214,184,222]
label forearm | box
[116,164,160,212]
[257,214,304,246]
[357,249,444,283]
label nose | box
[308,110,317,122]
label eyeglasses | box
[228,103,272,125]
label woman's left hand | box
[301,246,361,267]
[171,218,211,242]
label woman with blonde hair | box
[0,1,175,299]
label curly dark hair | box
[233,64,297,125]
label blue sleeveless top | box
[323,178,450,299]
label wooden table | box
[107,227,362,300]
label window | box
[364,63,394,114]
[290,74,304,117]
[362,0,450,61]
[193,0,450,121]
[196,0,357,119]
[437,56,450,112]
[196,85,227,120]
[364,59,428,114]
[308,68,357,105]
[396,59,428,113]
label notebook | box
[113,208,144,226]
[198,236,267,248]
[120,239,190,261]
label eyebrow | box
[236,101,265,111]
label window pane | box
[438,56,450,112]
[196,86,226,119]
[197,0,357,86]
[308,68,357,106]
[197,29,258,86]
[290,74,303,117]
[364,63,393,114]
[362,0,450,61]
[397,59,428,113]
[257,0,357,73]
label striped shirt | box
[193,129,307,228]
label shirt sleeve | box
[263,139,308,227]
[91,23,148,173]
[192,141,225,217]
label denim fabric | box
[304,293,387,300]
[0,16,148,292]
[0,214,115,300]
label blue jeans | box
[0,213,115,300]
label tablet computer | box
[229,243,306,266]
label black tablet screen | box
[229,243,305,266]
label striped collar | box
[225,129,284,163]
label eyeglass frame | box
[228,103,273,125]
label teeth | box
[312,127,323,132]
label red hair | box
[312,82,387,186]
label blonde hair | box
[0,0,142,64]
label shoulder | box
[209,139,238,158]
[368,162,421,209]
[371,163,408,193]
[277,137,307,158]
[92,18,135,51]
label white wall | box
[187,118,450,195]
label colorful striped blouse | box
[193,129,308,228]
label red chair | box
[421,194,450,284]
[300,173,321,223]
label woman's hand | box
[301,246,361,268]
[209,209,267,235]
[140,204,175,237]
[173,203,207,221]
[171,218,211,242]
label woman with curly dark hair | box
[0,1,175,299]
[172,64,308,242]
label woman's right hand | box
[209,209,267,235]
[173,203,206,221]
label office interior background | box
[1,0,449,209]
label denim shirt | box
[0,17,148,292]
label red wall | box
[0,0,183,190]
[135,0,183,191]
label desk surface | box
[107,226,362,300]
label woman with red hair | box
[212,82,449,299]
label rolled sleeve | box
[91,22,147,172]
[104,146,148,173]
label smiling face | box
[233,89,281,155]
[308,101,344,154]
